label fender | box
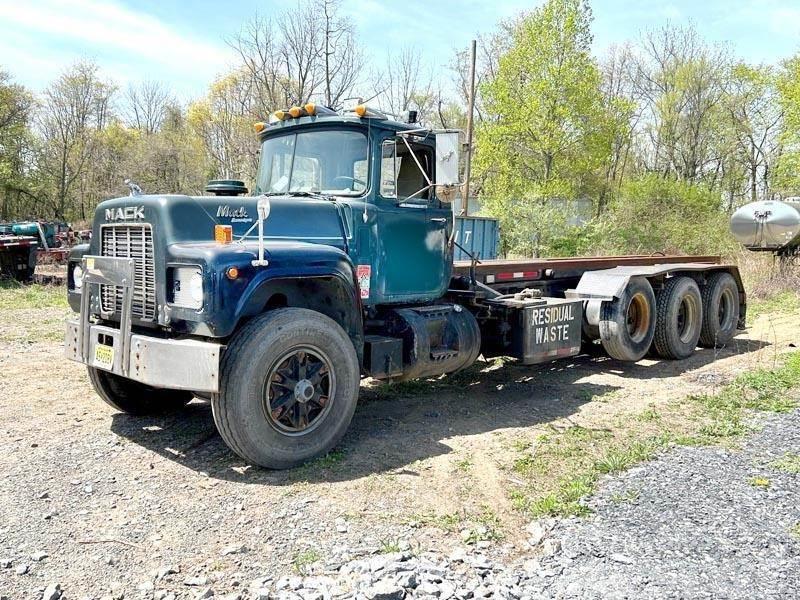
[232,243,364,355]
[185,241,365,362]
[566,263,746,329]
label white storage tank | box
[730,199,800,251]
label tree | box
[0,69,37,220]
[475,0,620,254]
[37,60,115,219]
[775,54,800,195]
[230,0,363,113]
[372,47,436,121]
[188,68,259,184]
[628,25,730,183]
[720,64,782,206]
[123,81,172,135]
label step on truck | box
[64,103,746,469]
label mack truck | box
[64,103,746,469]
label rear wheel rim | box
[626,292,651,343]
[718,288,736,330]
[262,346,336,436]
[677,293,699,344]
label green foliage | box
[775,55,800,194]
[475,0,625,256]
[291,549,320,574]
[576,175,738,256]
[747,291,800,324]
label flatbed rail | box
[453,254,722,284]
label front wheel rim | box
[262,346,336,436]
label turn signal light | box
[253,121,266,133]
[214,224,233,244]
[225,266,239,280]
[289,106,303,118]
[354,104,367,117]
[304,102,316,115]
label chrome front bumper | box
[64,255,221,393]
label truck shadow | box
[109,335,772,484]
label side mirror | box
[252,197,271,267]
[435,132,460,186]
[257,197,271,221]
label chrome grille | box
[100,224,156,320]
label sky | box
[0,0,799,101]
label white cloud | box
[0,0,235,97]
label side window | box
[380,140,398,198]
[380,138,434,204]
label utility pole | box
[463,39,477,217]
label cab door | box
[374,137,452,303]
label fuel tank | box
[730,199,800,251]
[381,304,482,381]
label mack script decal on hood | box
[105,206,145,221]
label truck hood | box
[92,194,349,249]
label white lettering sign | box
[530,304,575,345]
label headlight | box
[72,264,84,290]
[189,272,203,304]
[172,266,204,309]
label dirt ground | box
[1,295,799,598]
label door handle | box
[430,218,448,223]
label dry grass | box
[736,251,800,300]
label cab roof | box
[256,112,430,139]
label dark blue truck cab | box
[65,104,746,468]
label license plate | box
[94,343,115,370]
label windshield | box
[254,129,368,196]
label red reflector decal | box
[495,270,540,281]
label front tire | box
[87,367,193,415]
[211,308,360,469]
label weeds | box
[292,549,320,574]
[748,476,771,489]
[508,351,800,519]
[0,281,68,310]
[454,455,473,472]
[771,453,800,474]
[747,290,800,324]
[378,538,402,554]
[308,449,346,469]
[791,523,800,539]
[610,489,641,504]
[462,506,504,543]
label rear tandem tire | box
[699,272,740,348]
[652,276,703,360]
[87,366,193,415]
[211,308,360,470]
[600,277,656,362]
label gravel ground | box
[187,407,799,600]
[535,408,800,600]
[2,299,799,599]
